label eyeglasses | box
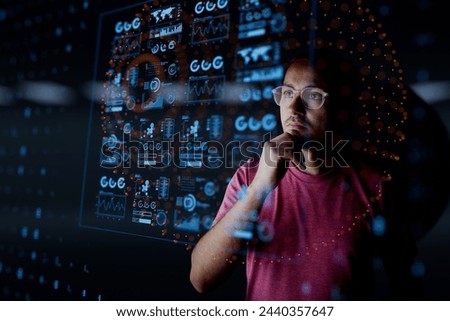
[272,86,329,110]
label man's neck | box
[292,148,336,176]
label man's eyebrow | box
[282,83,316,89]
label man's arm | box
[189,182,267,293]
[190,132,296,293]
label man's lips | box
[285,115,308,132]
[289,122,306,129]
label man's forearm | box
[189,184,267,293]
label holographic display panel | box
[80,0,286,244]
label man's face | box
[280,61,329,143]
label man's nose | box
[288,94,306,113]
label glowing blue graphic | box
[190,56,224,73]
[238,3,286,39]
[149,5,182,25]
[206,115,223,140]
[111,34,141,60]
[115,17,141,34]
[150,23,183,39]
[191,14,230,44]
[156,177,170,200]
[80,0,288,244]
[237,65,284,82]
[235,114,277,132]
[95,191,126,218]
[188,75,225,102]
[236,43,280,68]
[195,0,228,15]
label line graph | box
[95,191,127,218]
[191,14,230,44]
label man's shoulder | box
[345,154,385,182]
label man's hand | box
[251,132,301,195]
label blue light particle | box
[373,257,384,270]
[0,9,7,21]
[19,145,27,157]
[16,268,24,280]
[21,226,28,238]
[411,260,426,277]
[414,32,435,47]
[32,228,40,240]
[301,281,311,295]
[35,207,42,219]
[379,5,390,16]
[17,165,25,176]
[412,107,426,121]
[372,215,386,236]
[416,69,430,82]
[237,185,248,200]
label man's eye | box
[306,91,321,100]
[282,90,294,99]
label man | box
[190,47,420,300]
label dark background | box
[0,0,449,300]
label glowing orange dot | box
[321,1,331,10]
[360,66,371,76]
[336,39,347,50]
[350,21,360,31]
[300,1,310,12]
[340,3,349,12]
[330,18,340,29]
[352,140,362,151]
[377,96,387,105]
[358,115,369,126]
[375,121,384,130]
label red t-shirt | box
[214,158,384,300]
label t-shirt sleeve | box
[212,158,256,226]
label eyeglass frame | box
[272,85,329,110]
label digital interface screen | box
[79,0,288,244]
